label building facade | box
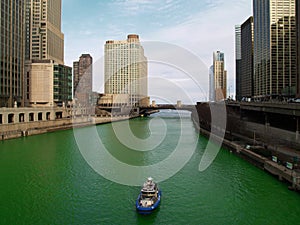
[53,63,72,105]
[104,34,148,106]
[297,0,300,97]
[213,51,227,101]
[24,0,69,107]
[25,0,64,64]
[25,60,72,107]
[73,61,79,94]
[73,54,93,106]
[235,25,242,101]
[240,16,254,99]
[253,0,296,98]
[0,1,26,107]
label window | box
[8,114,14,124]
[38,112,43,121]
[29,113,34,122]
[19,113,25,123]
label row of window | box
[0,111,63,124]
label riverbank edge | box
[0,115,140,141]
[191,117,300,192]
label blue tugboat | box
[136,177,161,214]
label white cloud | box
[79,30,96,36]
[143,0,252,99]
[63,0,252,102]
[111,0,156,15]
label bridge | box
[139,104,196,116]
[96,103,196,116]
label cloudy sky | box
[62,0,252,103]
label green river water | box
[1,110,300,225]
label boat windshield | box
[141,191,156,197]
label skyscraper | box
[24,0,71,107]
[235,25,242,101]
[253,0,296,98]
[73,61,79,94]
[104,34,148,106]
[297,0,300,97]
[0,1,25,107]
[25,0,64,64]
[240,16,254,99]
[209,65,215,101]
[73,54,93,105]
[213,51,227,101]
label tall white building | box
[104,34,148,106]
[213,51,227,101]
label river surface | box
[1,110,300,225]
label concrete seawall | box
[0,115,138,141]
[191,113,300,192]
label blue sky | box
[62,0,252,103]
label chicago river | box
[1,111,300,224]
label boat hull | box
[136,191,161,214]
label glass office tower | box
[253,0,296,98]
[0,1,25,107]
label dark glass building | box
[297,0,300,97]
[235,25,242,101]
[54,64,72,106]
[240,16,254,99]
[253,0,297,98]
[0,1,25,107]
